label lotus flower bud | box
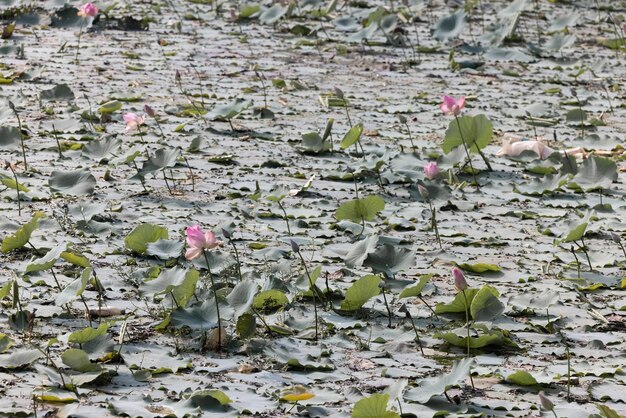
[452,268,468,291]
[538,392,555,411]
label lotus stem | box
[203,249,222,350]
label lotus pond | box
[1,0,626,417]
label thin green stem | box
[132,161,148,193]
[578,237,593,271]
[202,250,222,350]
[7,163,21,216]
[565,343,571,402]
[296,251,319,340]
[277,201,291,236]
[75,19,84,64]
[406,311,424,355]
[381,286,392,328]
[428,200,442,249]
[184,156,195,192]
[403,121,417,154]
[9,103,27,169]
[51,124,63,159]
[418,295,439,320]
[454,115,478,187]
[570,245,581,278]
[162,170,173,195]
[229,239,243,282]
[461,290,475,390]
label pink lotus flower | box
[185,225,223,260]
[440,95,465,116]
[424,162,440,180]
[452,268,468,291]
[123,112,145,134]
[77,2,98,17]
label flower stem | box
[7,163,21,216]
[75,19,84,65]
[9,102,27,169]
[203,250,222,350]
[428,200,442,249]
[578,237,593,271]
[229,239,243,282]
[461,289,475,390]
[454,115,478,187]
[381,285,393,328]
[277,201,291,236]
[296,250,318,340]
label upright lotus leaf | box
[295,265,322,291]
[60,249,91,268]
[40,83,75,101]
[40,118,83,133]
[0,281,12,300]
[141,267,198,308]
[542,33,576,52]
[98,100,122,114]
[340,123,364,149]
[434,325,518,349]
[55,267,92,306]
[171,299,225,330]
[0,334,12,353]
[300,132,330,154]
[49,169,96,195]
[399,275,432,299]
[435,288,480,315]
[363,244,415,278]
[433,10,465,41]
[24,242,68,273]
[146,239,185,260]
[226,279,258,318]
[61,348,102,373]
[344,234,379,268]
[68,323,109,345]
[68,202,107,222]
[404,358,472,404]
[81,136,122,160]
[596,404,623,418]
[0,349,44,369]
[459,263,501,273]
[266,184,289,203]
[253,289,289,312]
[236,312,256,339]
[348,23,378,43]
[508,290,559,311]
[0,126,21,151]
[558,211,593,244]
[125,223,169,254]
[565,108,587,123]
[139,147,182,177]
[351,393,399,418]
[185,390,233,411]
[206,99,252,121]
[259,3,287,25]
[239,3,261,19]
[506,370,538,386]
[340,274,382,311]
[2,212,45,253]
[567,157,617,192]
[442,115,493,154]
[470,285,505,322]
[336,195,385,224]
[383,379,407,407]
[0,175,27,192]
